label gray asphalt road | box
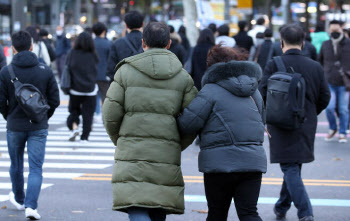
[0,105,349,221]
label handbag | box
[60,52,71,95]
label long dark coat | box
[190,42,213,90]
[259,49,330,164]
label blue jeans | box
[95,92,101,115]
[7,129,48,209]
[275,163,313,219]
[326,84,350,135]
[128,207,166,221]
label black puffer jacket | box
[178,61,267,173]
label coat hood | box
[116,48,183,80]
[202,61,262,97]
[11,51,39,68]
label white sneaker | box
[339,134,348,143]
[9,192,24,210]
[325,130,337,141]
[25,208,41,220]
[80,139,88,143]
[69,129,79,142]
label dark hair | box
[238,21,247,31]
[279,24,287,32]
[124,10,144,29]
[280,24,305,46]
[168,25,175,34]
[74,32,96,53]
[92,22,107,36]
[143,22,170,48]
[178,25,186,35]
[208,23,217,33]
[329,20,342,27]
[25,26,40,43]
[11,31,32,52]
[207,44,248,67]
[197,28,215,45]
[84,27,93,34]
[256,32,264,39]
[218,24,230,36]
[257,17,265,26]
[39,29,49,37]
[315,22,325,32]
[264,28,273,38]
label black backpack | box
[266,57,306,130]
[8,64,50,123]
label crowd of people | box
[0,9,349,221]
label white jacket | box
[215,36,236,48]
[32,41,51,66]
[248,25,266,46]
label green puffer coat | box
[102,48,198,214]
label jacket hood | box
[117,48,183,80]
[202,61,262,97]
[11,51,39,68]
[170,33,182,44]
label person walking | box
[319,20,350,143]
[66,32,99,142]
[178,45,266,221]
[0,31,60,220]
[92,22,112,106]
[106,10,144,80]
[248,17,266,45]
[259,24,330,221]
[0,44,7,70]
[191,28,215,90]
[168,25,186,65]
[25,26,51,66]
[311,22,329,54]
[102,22,197,221]
[252,28,274,71]
[234,20,254,52]
[55,26,71,80]
[215,24,236,48]
[39,29,56,62]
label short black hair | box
[280,24,305,46]
[238,21,247,31]
[39,29,49,37]
[25,26,40,43]
[12,31,32,52]
[143,22,170,48]
[264,28,273,38]
[124,10,144,29]
[257,17,265,25]
[279,24,287,32]
[168,25,175,34]
[218,24,230,36]
[208,23,217,33]
[92,22,107,36]
[329,20,342,26]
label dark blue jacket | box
[178,61,267,173]
[55,35,71,57]
[0,51,60,131]
[94,37,112,81]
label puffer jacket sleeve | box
[179,75,198,150]
[102,68,125,146]
[178,85,212,145]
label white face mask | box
[56,30,63,36]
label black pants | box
[67,95,96,140]
[204,172,263,221]
[97,81,110,104]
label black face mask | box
[331,32,341,39]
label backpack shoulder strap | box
[273,56,287,72]
[7,64,18,83]
[123,37,138,54]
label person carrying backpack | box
[259,25,330,221]
[0,31,60,220]
[106,10,144,80]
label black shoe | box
[299,216,314,221]
[274,207,286,220]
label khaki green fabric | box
[103,48,198,214]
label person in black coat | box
[178,45,266,221]
[39,29,56,62]
[168,25,186,65]
[234,20,254,52]
[0,44,7,70]
[106,10,144,80]
[191,29,215,90]
[254,28,273,71]
[178,25,191,61]
[259,25,330,221]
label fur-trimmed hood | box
[202,61,262,97]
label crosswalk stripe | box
[46,136,110,141]
[0,147,114,153]
[0,141,114,147]
[0,172,83,179]
[0,162,112,169]
[0,153,113,161]
[0,183,53,190]
[48,131,108,136]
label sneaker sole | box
[26,215,40,220]
[68,132,79,142]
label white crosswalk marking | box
[0,106,114,202]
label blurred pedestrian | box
[0,44,6,70]
[178,25,191,61]
[302,35,317,61]
[208,23,218,37]
[102,22,197,221]
[248,32,264,61]
[234,20,254,52]
[178,45,266,221]
[25,26,51,66]
[39,29,56,62]
[55,26,71,79]
[319,20,350,143]
[191,28,215,90]
[107,10,144,80]
[168,25,186,65]
[248,17,266,45]
[66,32,98,142]
[252,28,274,71]
[311,22,329,54]
[215,24,236,48]
[0,31,59,220]
[259,24,330,221]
